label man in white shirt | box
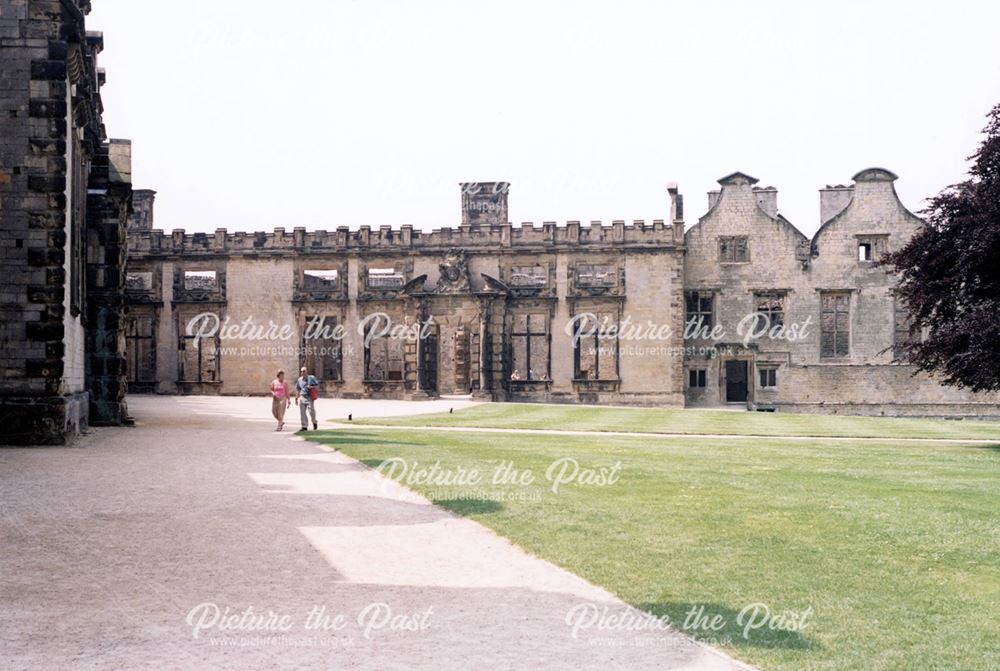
[294,366,319,431]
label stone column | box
[341,257,364,395]
[550,253,574,394]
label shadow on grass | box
[308,431,421,448]
[349,458,506,516]
[637,602,819,652]
[431,498,505,516]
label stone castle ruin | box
[125,174,1000,418]
[2,1,998,446]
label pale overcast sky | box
[88,0,1000,236]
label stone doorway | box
[725,360,748,403]
[419,322,439,393]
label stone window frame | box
[757,365,778,388]
[367,267,405,289]
[752,291,786,328]
[175,307,222,384]
[126,271,154,292]
[173,262,227,302]
[718,236,750,263]
[125,263,162,303]
[509,265,548,288]
[819,290,851,359]
[362,309,407,382]
[500,258,557,298]
[856,234,889,264]
[685,290,715,331]
[570,303,622,383]
[576,263,617,288]
[125,312,157,384]
[303,269,340,291]
[687,368,707,389]
[509,310,551,382]
[301,314,345,383]
[294,261,349,302]
[358,259,414,299]
[567,256,625,297]
[183,270,219,292]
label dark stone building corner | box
[1,0,132,444]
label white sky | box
[88,0,1000,236]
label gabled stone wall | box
[683,168,1000,416]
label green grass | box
[351,403,1000,440]
[313,409,1000,670]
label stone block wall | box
[126,185,688,406]
[85,140,132,425]
[682,169,1000,417]
[0,0,132,444]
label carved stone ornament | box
[436,248,472,293]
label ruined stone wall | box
[125,171,999,416]
[683,169,1000,417]
[85,140,132,425]
[126,205,688,406]
[0,0,132,444]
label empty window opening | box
[184,270,217,291]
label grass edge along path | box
[348,403,1000,441]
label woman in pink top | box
[270,370,291,431]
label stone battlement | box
[128,219,685,256]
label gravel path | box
[1,395,750,671]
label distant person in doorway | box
[295,366,319,431]
[269,370,291,431]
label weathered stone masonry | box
[0,0,132,444]
[126,172,1000,417]
[684,169,1000,416]
[126,183,688,408]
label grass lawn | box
[315,406,1000,670]
[351,402,1000,440]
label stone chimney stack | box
[753,186,778,218]
[460,181,509,226]
[667,182,684,224]
[819,184,854,224]
[707,190,721,211]
[131,189,157,231]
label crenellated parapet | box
[128,181,685,257]
[128,218,685,258]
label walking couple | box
[269,367,320,432]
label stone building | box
[683,169,1000,415]
[125,171,1000,417]
[124,183,688,406]
[0,0,132,444]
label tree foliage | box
[883,104,1000,391]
